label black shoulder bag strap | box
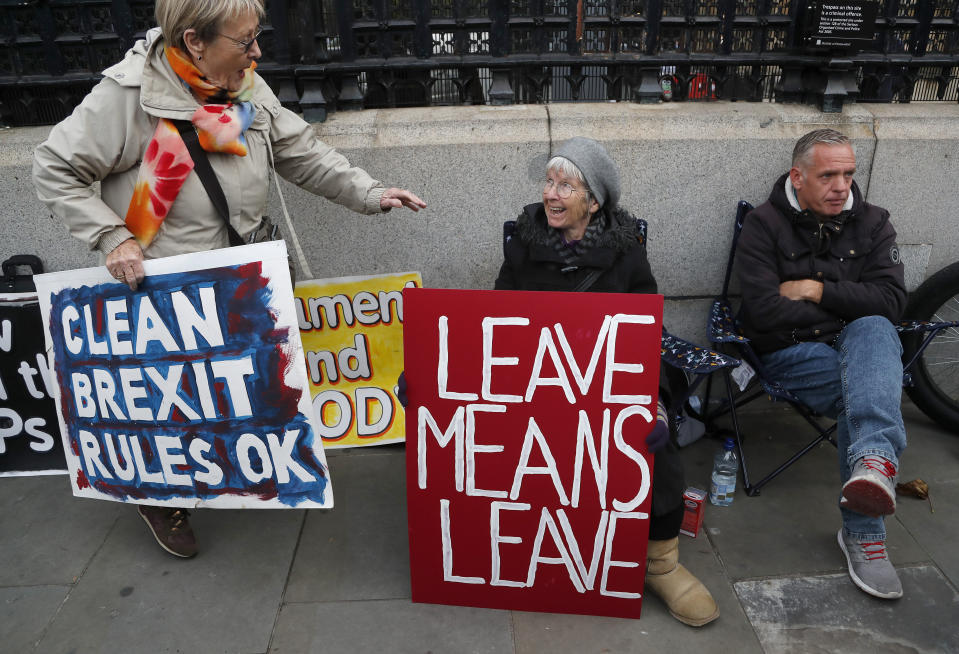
[573,268,603,292]
[173,120,244,246]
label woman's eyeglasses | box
[543,178,588,199]
[219,26,263,53]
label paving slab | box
[894,481,959,588]
[35,507,305,654]
[285,447,410,602]
[512,533,762,654]
[680,407,930,582]
[891,400,959,587]
[269,599,514,654]
[736,566,959,654]
[0,475,121,586]
[4,394,958,654]
[897,400,959,484]
[0,585,70,653]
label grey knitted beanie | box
[553,137,621,209]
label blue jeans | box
[761,316,906,541]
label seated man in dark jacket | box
[495,137,718,627]
[737,128,908,599]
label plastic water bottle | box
[709,437,738,506]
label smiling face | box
[184,10,261,92]
[542,167,600,241]
[790,143,856,218]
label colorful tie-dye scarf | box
[123,46,257,248]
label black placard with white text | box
[0,294,66,476]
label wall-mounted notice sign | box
[806,1,878,49]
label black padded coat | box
[737,175,907,354]
[495,203,657,295]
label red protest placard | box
[403,288,663,619]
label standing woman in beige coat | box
[33,0,425,558]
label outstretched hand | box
[380,188,427,212]
[105,238,145,291]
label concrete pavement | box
[3,399,958,653]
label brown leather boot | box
[645,537,719,627]
[138,505,198,558]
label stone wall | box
[4,101,957,342]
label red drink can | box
[679,487,706,538]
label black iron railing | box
[1,0,958,126]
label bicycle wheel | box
[903,261,959,432]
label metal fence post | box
[111,0,136,50]
[820,58,857,112]
[635,0,663,103]
[413,0,432,59]
[488,0,514,105]
[34,2,63,77]
[268,0,303,115]
[334,0,364,110]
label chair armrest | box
[661,331,741,375]
[708,299,750,344]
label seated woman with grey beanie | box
[494,137,718,627]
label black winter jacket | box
[737,174,907,354]
[494,202,685,522]
[495,203,657,294]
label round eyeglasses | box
[543,178,588,199]
[219,26,263,53]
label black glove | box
[645,418,670,453]
[396,371,408,408]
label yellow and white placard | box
[294,271,420,448]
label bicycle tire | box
[903,261,959,432]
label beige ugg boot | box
[645,537,719,627]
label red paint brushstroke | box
[94,296,105,336]
[271,343,301,418]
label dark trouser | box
[649,502,685,541]
[648,438,686,541]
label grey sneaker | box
[838,529,902,599]
[841,455,897,517]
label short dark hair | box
[792,129,852,168]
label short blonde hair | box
[156,0,266,51]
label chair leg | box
[700,371,714,419]
[700,383,765,426]
[744,422,837,496]
[793,405,839,448]
[721,370,838,496]
[679,374,708,416]
[720,369,754,495]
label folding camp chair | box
[503,217,742,428]
[701,200,959,496]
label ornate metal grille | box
[1,0,958,126]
